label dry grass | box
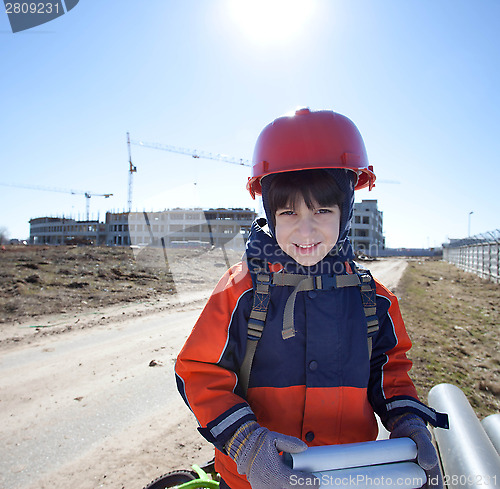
[0,244,241,325]
[0,245,176,323]
[397,258,500,419]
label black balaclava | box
[260,168,356,257]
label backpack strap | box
[239,260,271,395]
[351,262,380,359]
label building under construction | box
[108,208,256,249]
[29,217,107,246]
[349,200,385,254]
[30,208,257,250]
[29,201,385,253]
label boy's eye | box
[316,208,333,214]
[277,210,295,216]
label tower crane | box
[129,138,251,167]
[126,135,251,211]
[0,182,113,221]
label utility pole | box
[127,132,137,213]
[468,211,474,237]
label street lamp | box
[468,211,474,237]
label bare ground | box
[0,247,499,489]
[397,258,500,418]
[0,244,241,346]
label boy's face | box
[274,197,341,267]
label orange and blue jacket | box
[175,221,447,489]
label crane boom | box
[130,139,251,167]
[0,182,113,221]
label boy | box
[175,108,448,489]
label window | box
[363,216,370,224]
[355,216,361,224]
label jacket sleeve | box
[368,279,449,429]
[174,261,257,450]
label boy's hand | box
[389,414,443,489]
[226,421,317,489]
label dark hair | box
[266,169,344,224]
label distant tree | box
[0,227,9,245]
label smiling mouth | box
[294,242,320,252]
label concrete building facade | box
[349,200,384,254]
[30,208,257,250]
[29,217,107,245]
[107,208,256,250]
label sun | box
[226,0,317,46]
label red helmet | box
[247,108,376,198]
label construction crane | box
[129,138,251,167]
[0,182,113,221]
[127,132,137,212]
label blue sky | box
[1,0,499,248]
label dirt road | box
[358,257,407,292]
[0,258,407,489]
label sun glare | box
[226,0,317,46]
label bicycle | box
[142,459,220,489]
